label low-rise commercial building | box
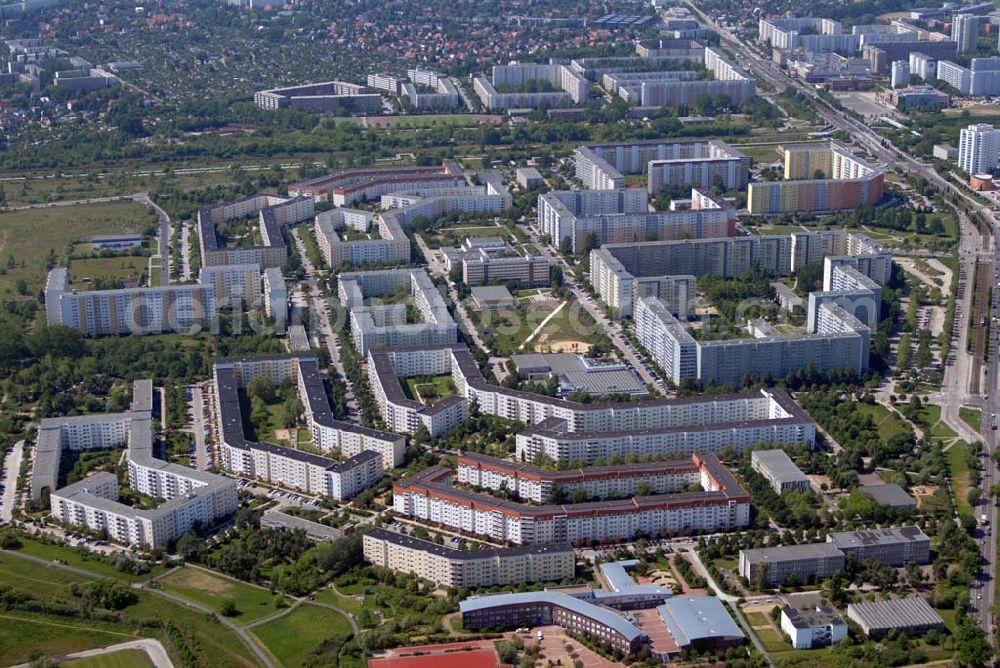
[847,597,944,638]
[363,528,575,589]
[750,449,811,495]
[470,285,517,310]
[261,509,344,542]
[859,483,916,509]
[780,606,848,649]
[738,543,846,586]
[516,167,544,189]
[657,596,745,653]
[825,526,930,565]
[885,85,950,109]
[509,353,648,399]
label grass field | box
[158,566,279,625]
[949,440,974,522]
[0,200,154,297]
[63,649,154,667]
[404,375,456,404]
[250,603,353,667]
[854,402,913,442]
[365,114,499,129]
[0,168,243,207]
[0,613,141,665]
[477,300,554,356]
[69,255,150,290]
[0,544,261,667]
[961,406,983,432]
[15,537,165,582]
[915,404,959,439]
[429,224,505,249]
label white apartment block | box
[458,453,706,504]
[958,123,1000,173]
[213,355,404,489]
[363,528,575,589]
[198,194,313,268]
[315,207,409,268]
[199,263,262,307]
[538,187,735,254]
[574,140,749,193]
[937,57,1000,96]
[367,73,404,95]
[262,267,287,333]
[635,295,871,386]
[338,269,458,354]
[363,343,816,464]
[45,267,218,336]
[393,454,749,545]
[47,385,238,549]
[473,63,588,110]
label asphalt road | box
[133,192,171,286]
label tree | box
[176,533,206,561]
[550,265,564,288]
[219,599,240,617]
[559,235,574,257]
[247,376,276,403]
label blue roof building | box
[657,597,746,652]
[459,591,648,654]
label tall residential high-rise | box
[952,14,979,54]
[958,123,1000,174]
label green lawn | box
[370,114,498,128]
[312,587,373,619]
[157,566,280,625]
[961,406,983,433]
[0,613,139,665]
[0,199,154,297]
[854,402,912,441]
[404,374,456,404]
[755,626,791,652]
[430,225,505,249]
[250,603,353,667]
[14,537,165,582]
[69,255,150,290]
[63,649,154,667]
[0,546,261,667]
[478,300,560,356]
[948,440,974,521]
[914,404,959,439]
[744,611,771,626]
